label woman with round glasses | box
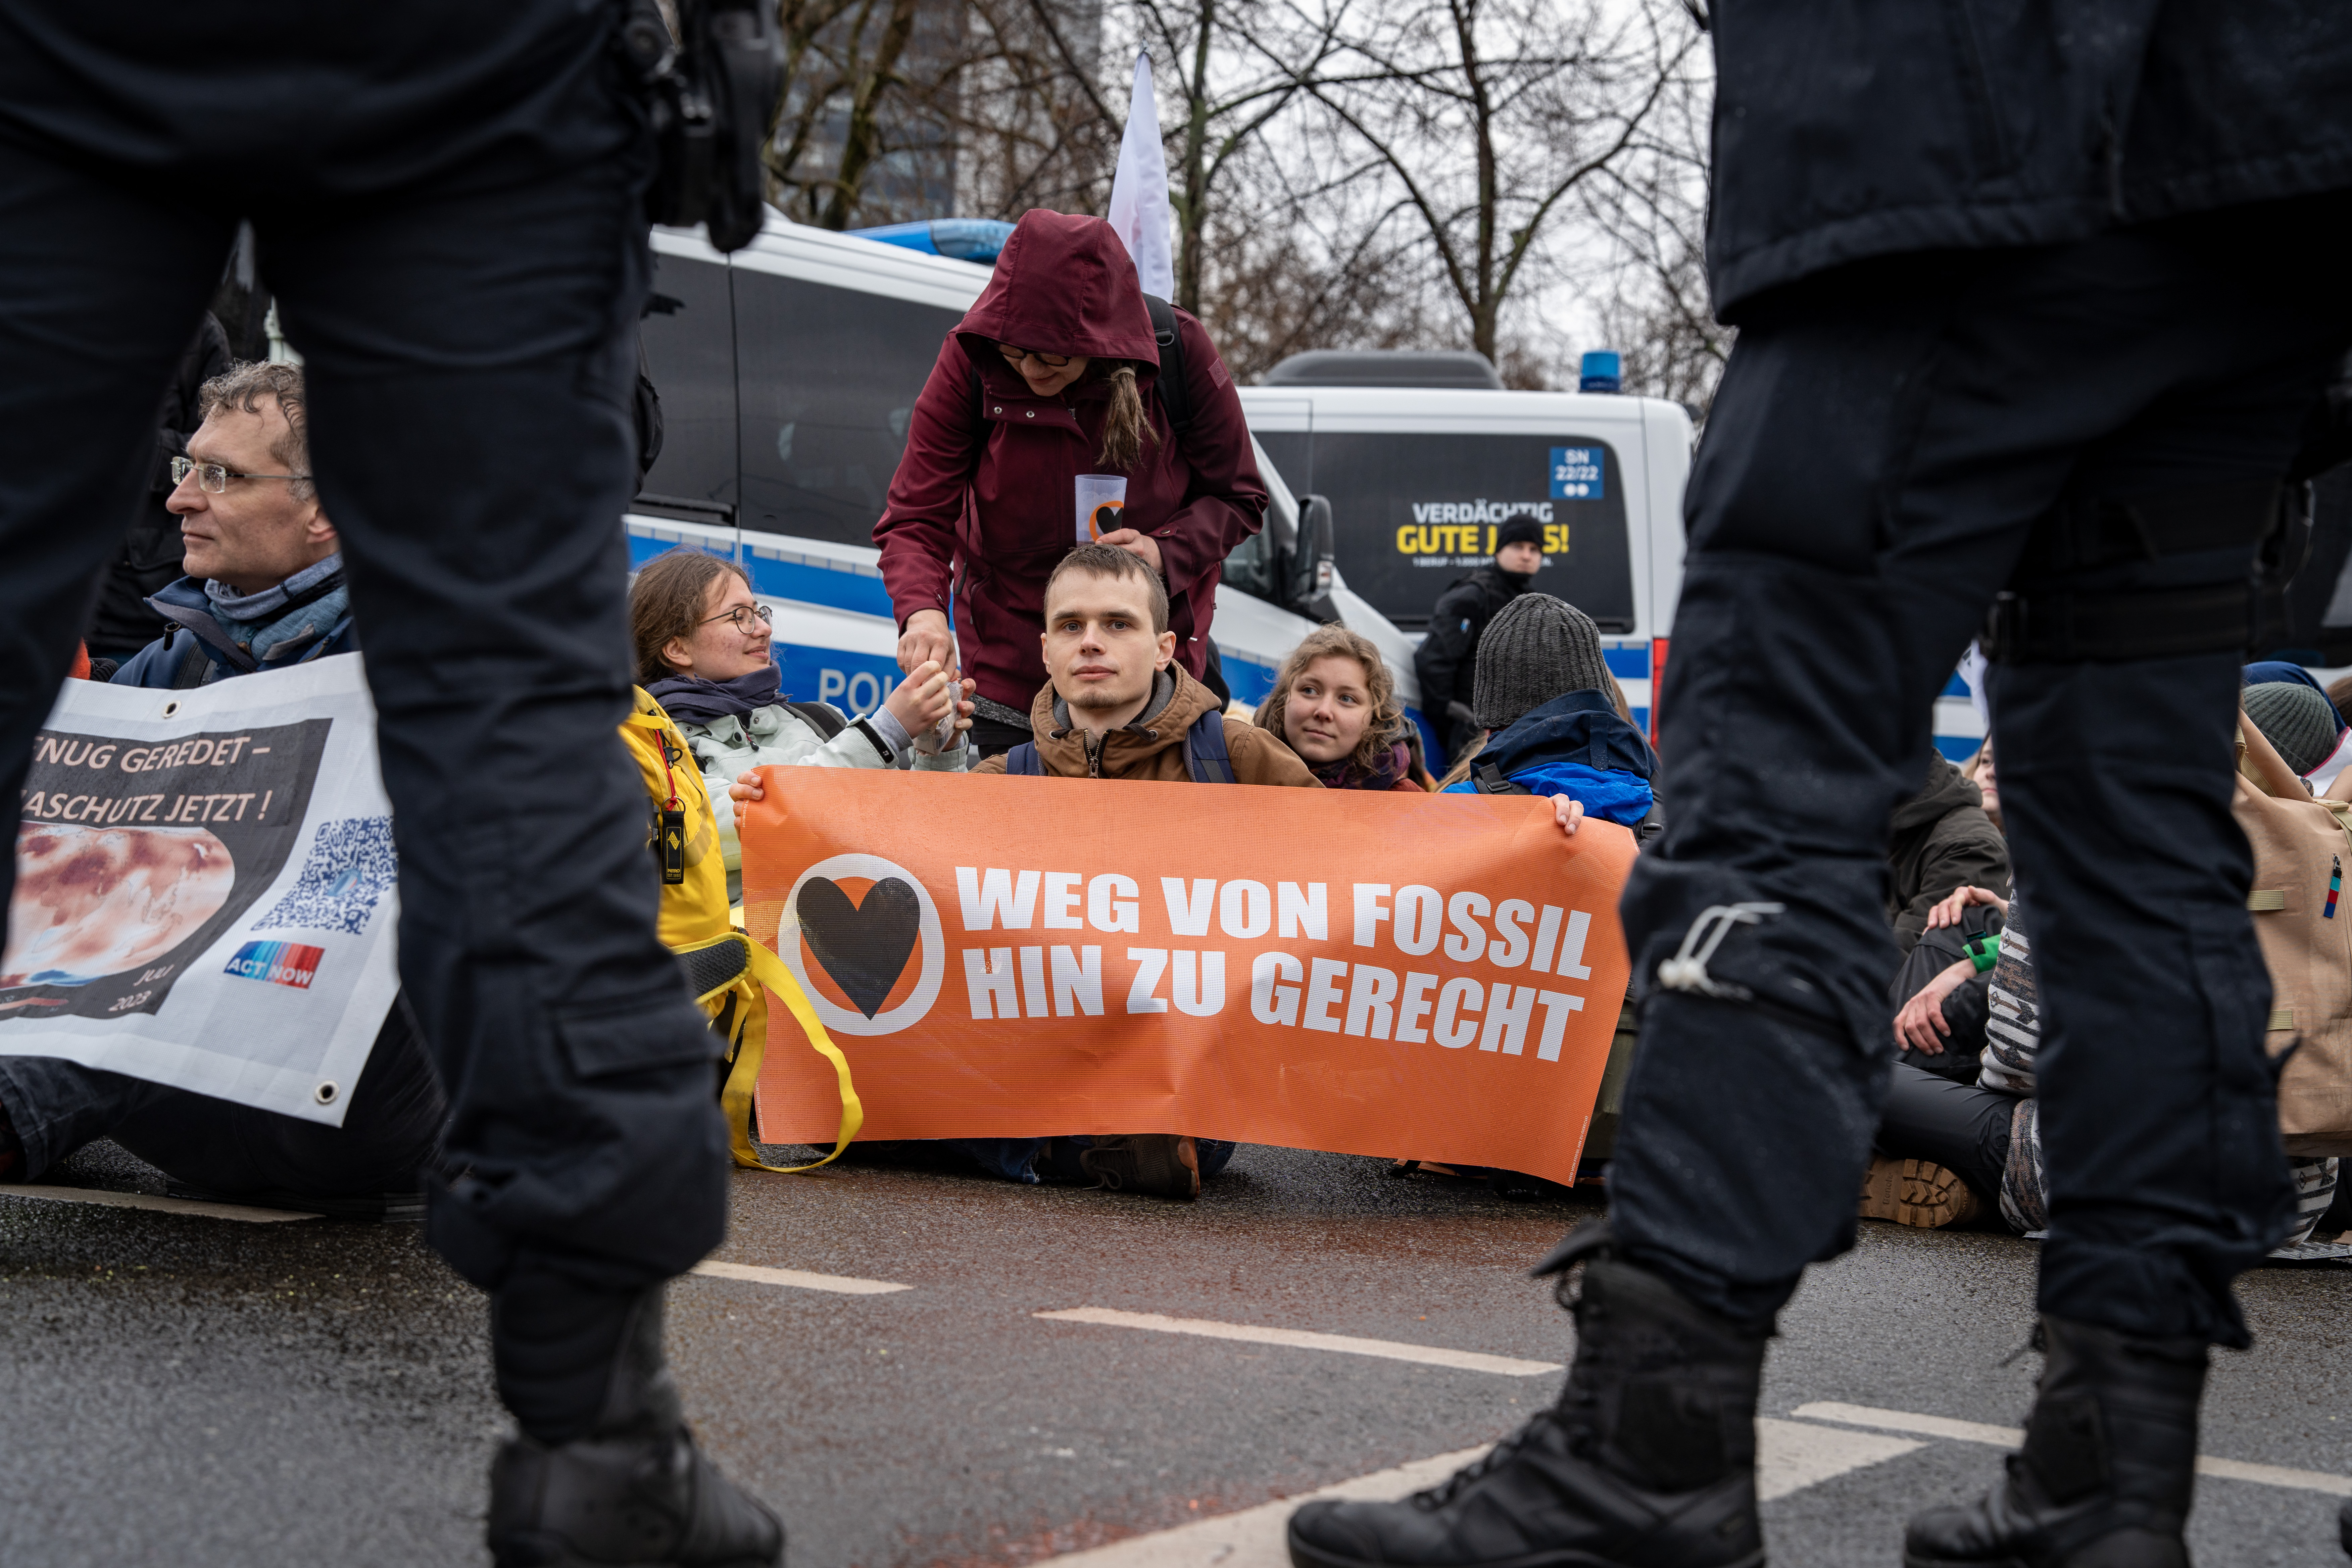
[629,549,971,901]
[873,209,1266,756]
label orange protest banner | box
[741,769,1634,1187]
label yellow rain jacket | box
[619,688,859,1170]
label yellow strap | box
[2248,890,2288,912]
[2268,1006,2296,1030]
[721,937,864,1174]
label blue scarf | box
[645,663,783,725]
[206,553,349,665]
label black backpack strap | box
[783,699,848,740]
[1006,742,1044,776]
[1473,762,1529,795]
[1184,709,1237,784]
[1142,294,1190,433]
[169,633,213,690]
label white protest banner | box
[1,653,399,1125]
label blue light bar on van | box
[1579,351,1622,393]
[844,218,1017,264]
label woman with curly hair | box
[1254,625,1425,791]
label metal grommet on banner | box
[160,699,181,718]
[313,1081,339,1106]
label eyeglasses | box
[168,455,312,493]
[997,344,1073,370]
[702,603,774,635]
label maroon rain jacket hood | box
[953,211,1162,365]
[874,210,1267,714]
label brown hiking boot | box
[1080,1135,1200,1198]
[1859,1155,1983,1229]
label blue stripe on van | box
[1934,734,1980,763]
[1220,654,1278,708]
[1604,646,1650,679]
[1941,673,1971,699]
[627,530,897,620]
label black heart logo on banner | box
[797,877,922,1019]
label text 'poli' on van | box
[627,215,1424,729]
[1237,352,1987,761]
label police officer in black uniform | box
[1413,511,1545,765]
[0,4,780,1564]
[1289,9,2352,1568]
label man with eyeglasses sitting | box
[1,356,440,1221]
[108,361,353,689]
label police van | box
[1239,363,1988,761]
[628,215,1423,728]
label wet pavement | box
[1,1138,2346,1567]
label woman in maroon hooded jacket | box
[875,210,1269,755]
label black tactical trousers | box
[1610,196,2352,1346]
[0,1,727,1414]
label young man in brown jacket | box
[965,542,1318,1194]
[975,543,1321,788]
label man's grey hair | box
[197,361,312,500]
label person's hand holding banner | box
[742,770,1635,1187]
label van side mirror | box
[1289,494,1337,620]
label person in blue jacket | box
[1438,592,1656,830]
[107,362,353,689]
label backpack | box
[1003,706,1236,783]
[2234,717,2352,1156]
[619,687,863,1173]
[1471,761,1665,845]
[969,293,1193,431]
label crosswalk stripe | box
[1755,1418,1924,1500]
[689,1259,912,1294]
[1035,1307,1561,1376]
[1795,1401,2352,1497]
[0,1185,318,1223]
[1026,1421,1926,1568]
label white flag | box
[1105,52,1176,300]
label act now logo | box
[224,940,323,990]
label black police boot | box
[1287,1223,1767,1568]
[1904,1315,2208,1568]
[487,1287,785,1568]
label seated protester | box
[1868,700,2347,1241]
[111,362,353,688]
[1,361,439,1214]
[1436,593,1657,831]
[1887,752,2009,955]
[1253,625,1424,792]
[1883,753,2012,1080]
[752,544,1317,1199]
[630,548,969,902]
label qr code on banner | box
[255,816,398,937]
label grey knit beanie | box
[2245,681,2339,777]
[1472,593,1609,730]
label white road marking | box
[1796,1402,2023,1448]
[1028,1421,1925,1568]
[1030,1446,1490,1568]
[1796,1401,2352,1498]
[689,1259,912,1294]
[1755,1418,1924,1500]
[0,1185,318,1223]
[1035,1308,1562,1376]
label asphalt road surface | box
[2,1138,2347,1567]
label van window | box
[1305,432,1634,632]
[636,252,740,508]
[732,269,964,546]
